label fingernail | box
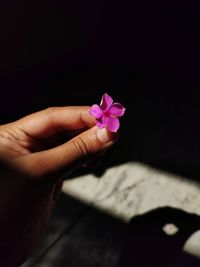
[97,128,118,144]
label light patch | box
[183,230,200,258]
[162,223,179,236]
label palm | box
[0,123,44,159]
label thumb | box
[14,126,117,178]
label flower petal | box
[96,116,107,128]
[109,103,126,117]
[107,117,120,132]
[100,93,113,111]
[89,104,103,119]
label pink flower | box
[89,93,126,132]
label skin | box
[0,106,117,266]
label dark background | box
[0,0,200,180]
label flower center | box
[104,111,110,117]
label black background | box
[0,0,200,180]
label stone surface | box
[62,162,200,221]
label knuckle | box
[46,106,56,112]
[45,107,58,127]
[72,137,90,159]
[45,107,59,118]
[45,107,54,114]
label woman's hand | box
[0,106,117,266]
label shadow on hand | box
[118,207,200,267]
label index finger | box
[16,106,96,139]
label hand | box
[0,106,117,266]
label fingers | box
[13,126,118,179]
[16,106,96,139]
